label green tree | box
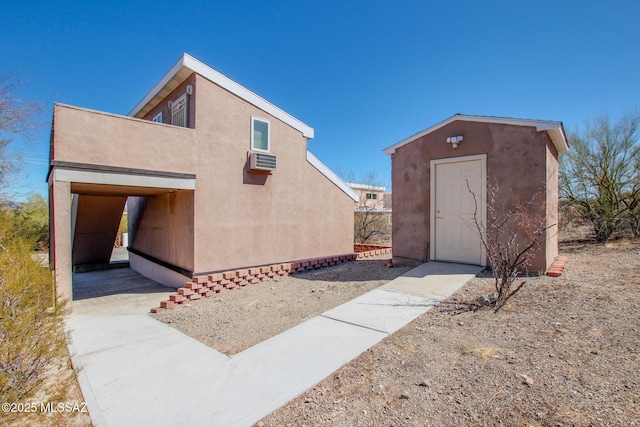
[15,193,49,250]
[560,110,640,242]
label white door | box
[434,159,483,264]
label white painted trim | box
[171,93,187,127]
[152,112,162,123]
[429,154,487,266]
[306,151,359,202]
[129,55,186,118]
[384,114,568,155]
[348,183,386,192]
[52,168,196,190]
[129,53,315,139]
[70,195,78,253]
[129,252,190,289]
[251,117,271,153]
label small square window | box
[152,112,162,123]
[366,193,378,200]
[252,118,270,152]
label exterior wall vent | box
[249,152,277,172]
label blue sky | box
[1,0,639,199]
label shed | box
[383,114,568,272]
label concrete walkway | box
[67,262,483,427]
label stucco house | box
[348,183,388,212]
[383,114,568,272]
[48,53,358,301]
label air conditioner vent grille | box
[249,152,277,172]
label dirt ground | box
[39,234,639,426]
[257,239,640,426]
[153,256,411,355]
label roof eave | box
[383,114,569,155]
[307,151,359,202]
[128,53,314,139]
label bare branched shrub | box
[0,74,42,197]
[0,211,68,406]
[468,182,554,312]
[342,169,391,244]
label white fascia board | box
[383,114,568,155]
[129,53,314,139]
[128,55,187,117]
[307,151,359,202]
[52,168,196,190]
[348,183,386,192]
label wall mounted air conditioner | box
[249,152,277,172]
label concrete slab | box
[72,268,140,285]
[71,289,174,315]
[382,261,484,298]
[322,288,438,334]
[71,267,175,315]
[67,315,230,427]
[200,316,387,426]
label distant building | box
[348,183,389,213]
[348,183,391,244]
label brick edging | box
[355,247,392,259]
[546,255,568,277]
[151,253,358,313]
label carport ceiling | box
[71,182,185,197]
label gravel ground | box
[152,256,411,355]
[258,239,640,426]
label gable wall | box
[190,74,353,273]
[392,121,554,272]
[142,73,197,129]
[135,74,353,275]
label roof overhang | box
[307,151,359,202]
[383,114,568,155]
[128,53,314,139]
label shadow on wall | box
[242,157,270,186]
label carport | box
[48,103,198,303]
[48,160,195,302]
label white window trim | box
[152,112,162,123]
[251,117,271,153]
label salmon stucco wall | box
[128,190,195,273]
[392,121,557,272]
[130,73,353,276]
[52,104,197,175]
[187,75,353,274]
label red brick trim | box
[546,255,568,277]
[355,245,392,259]
[151,252,359,312]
